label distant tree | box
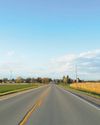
[67,75,72,83]
[63,75,72,84]
[25,78,32,83]
[55,79,62,84]
[0,79,2,83]
[12,79,16,83]
[66,75,69,83]
[31,78,37,83]
[42,78,52,84]
[63,76,67,84]
[9,79,15,83]
[16,77,24,83]
[77,78,82,83]
[3,78,8,83]
[37,77,42,83]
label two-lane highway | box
[0,85,50,125]
[0,84,100,125]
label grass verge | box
[58,84,100,99]
[0,83,42,96]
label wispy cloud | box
[44,49,100,79]
[6,51,15,57]
[0,49,100,80]
[27,49,100,80]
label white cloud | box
[45,49,100,80]
[0,49,100,80]
[6,51,15,57]
[51,54,76,63]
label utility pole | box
[75,65,78,83]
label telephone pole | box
[75,65,78,83]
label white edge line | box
[57,86,100,111]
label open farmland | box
[70,83,100,95]
[0,84,41,96]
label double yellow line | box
[19,86,51,125]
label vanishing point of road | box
[0,84,100,125]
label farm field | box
[70,83,100,95]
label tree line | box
[54,75,82,85]
[0,77,52,84]
[1,75,98,85]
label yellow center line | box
[19,87,51,125]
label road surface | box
[0,84,100,125]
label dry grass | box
[70,83,100,94]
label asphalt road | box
[0,84,100,125]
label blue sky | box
[0,0,100,80]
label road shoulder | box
[58,85,100,109]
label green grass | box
[0,83,41,96]
[58,83,100,99]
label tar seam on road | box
[57,86,100,111]
[19,86,51,125]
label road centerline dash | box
[19,86,51,125]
